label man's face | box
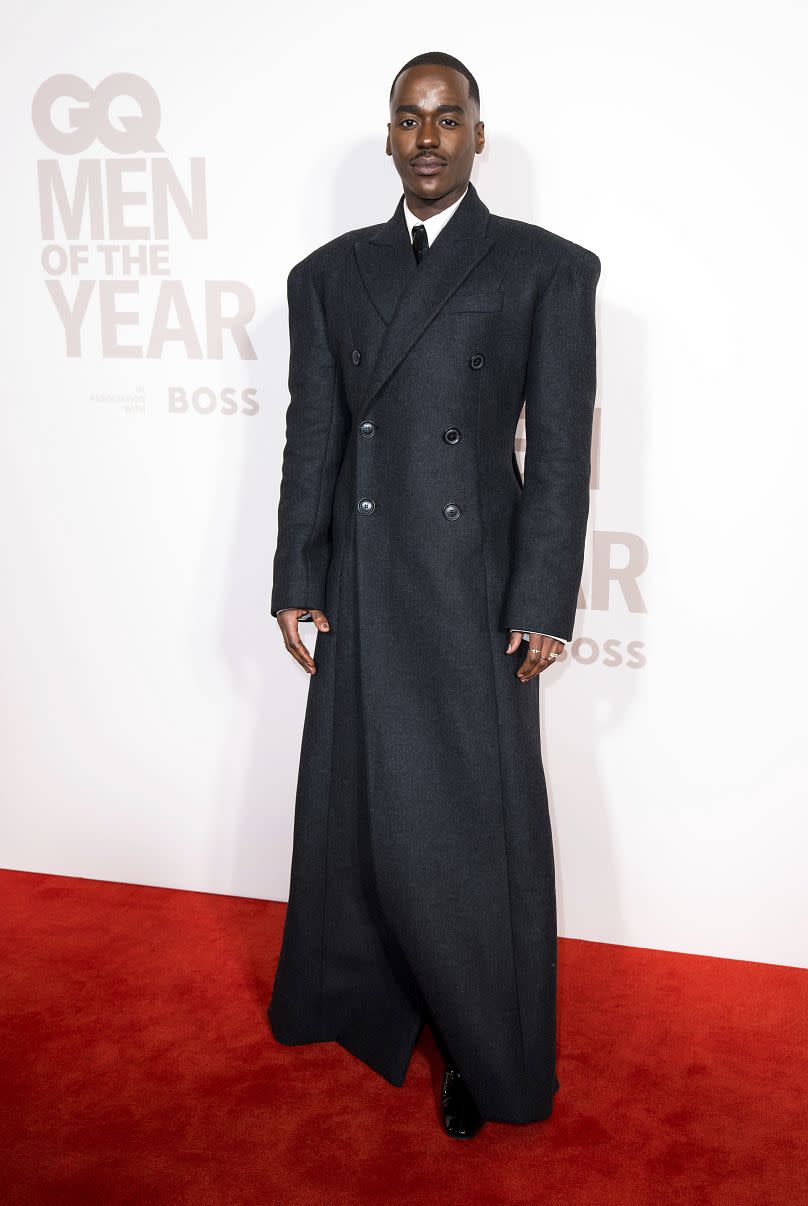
[386,65,484,208]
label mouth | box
[411,158,447,176]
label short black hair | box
[389,52,480,111]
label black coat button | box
[351,348,361,366]
[357,497,375,514]
[469,353,485,369]
[443,428,461,444]
[443,503,461,521]
[359,421,375,438]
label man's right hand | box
[277,608,331,675]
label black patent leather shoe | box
[441,1062,484,1140]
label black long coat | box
[268,180,600,1124]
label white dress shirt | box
[278,185,566,650]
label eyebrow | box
[394,103,465,115]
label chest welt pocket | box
[442,290,505,315]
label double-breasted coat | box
[268,180,600,1124]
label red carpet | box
[1,869,805,1205]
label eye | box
[400,119,417,128]
[442,118,459,126]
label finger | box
[287,631,316,675]
[505,631,523,654]
[278,609,317,675]
[535,635,563,678]
[308,609,331,633]
[517,640,544,682]
[517,634,561,682]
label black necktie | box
[411,224,429,265]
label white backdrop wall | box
[3,1,806,968]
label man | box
[268,51,600,1141]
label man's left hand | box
[506,632,565,682]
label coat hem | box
[268,1003,421,1090]
[269,1002,559,1123]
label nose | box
[416,119,440,148]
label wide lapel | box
[353,181,495,422]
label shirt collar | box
[403,185,470,247]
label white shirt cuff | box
[509,629,566,644]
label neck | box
[403,182,468,222]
